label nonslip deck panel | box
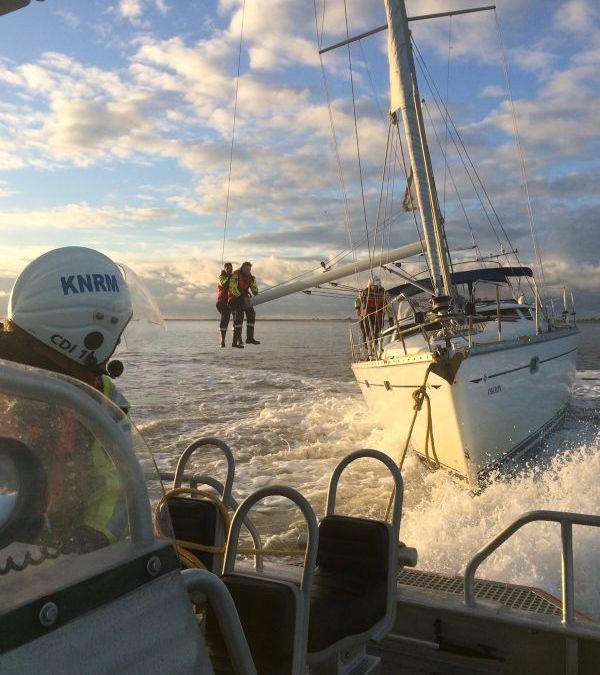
[398,568,564,617]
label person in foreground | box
[228,261,260,348]
[216,262,233,348]
[0,246,134,552]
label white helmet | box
[8,247,133,367]
[372,274,381,286]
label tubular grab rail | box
[173,437,235,498]
[464,510,600,626]
[326,448,404,536]
[163,438,264,570]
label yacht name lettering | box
[487,385,502,396]
[61,274,120,295]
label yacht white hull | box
[351,328,579,485]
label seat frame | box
[307,449,403,674]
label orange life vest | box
[364,285,386,315]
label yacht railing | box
[464,510,600,627]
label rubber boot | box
[232,327,244,348]
[246,325,260,345]
[220,329,226,348]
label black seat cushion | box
[167,497,218,570]
[206,574,298,675]
[308,515,390,653]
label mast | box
[384,0,453,298]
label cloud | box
[119,0,142,21]
[0,0,597,318]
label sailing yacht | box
[254,0,579,486]
[347,0,579,485]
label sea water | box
[116,320,600,618]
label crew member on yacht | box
[228,261,260,348]
[357,275,393,345]
[0,246,134,552]
[216,262,233,348]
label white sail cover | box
[385,0,411,113]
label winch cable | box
[385,364,440,521]
[221,0,246,267]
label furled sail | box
[402,167,419,212]
[386,0,411,114]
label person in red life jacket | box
[216,262,233,348]
[358,275,393,345]
[0,246,134,553]
[228,261,260,348]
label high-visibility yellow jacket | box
[228,269,258,301]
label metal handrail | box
[464,510,600,626]
[164,439,264,571]
[173,437,235,500]
[182,569,257,675]
[326,448,404,534]
[224,485,318,593]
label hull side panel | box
[352,330,579,483]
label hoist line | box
[221,0,246,267]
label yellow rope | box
[385,364,440,520]
[156,487,306,569]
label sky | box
[0,0,598,318]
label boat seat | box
[308,515,390,653]
[205,485,318,675]
[306,449,403,675]
[206,574,301,675]
[167,495,220,571]
[156,437,262,576]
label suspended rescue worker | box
[357,275,393,345]
[216,262,233,348]
[228,261,260,348]
[0,246,134,552]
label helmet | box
[372,274,381,286]
[8,247,133,367]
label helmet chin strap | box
[29,339,107,386]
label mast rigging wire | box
[342,0,372,272]
[221,0,246,266]
[313,0,361,290]
[422,100,481,260]
[411,36,538,306]
[494,10,546,296]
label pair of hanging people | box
[216,261,260,348]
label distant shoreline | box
[164,317,353,322]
